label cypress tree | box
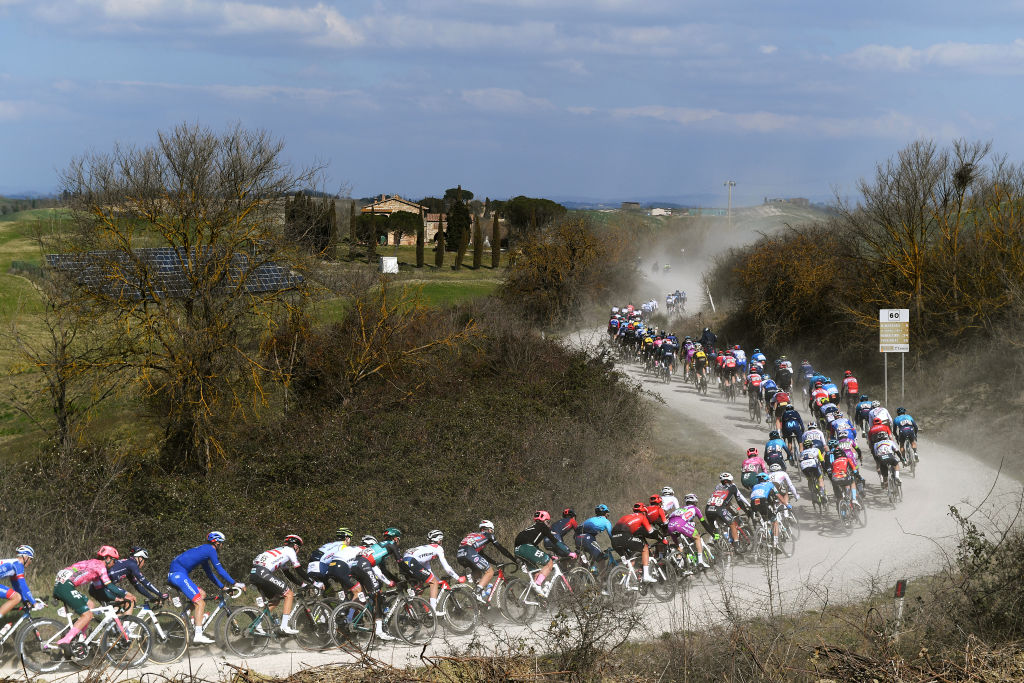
[367,206,377,264]
[472,213,483,268]
[483,197,491,218]
[434,214,446,268]
[491,212,500,268]
[455,218,470,270]
[348,200,357,260]
[416,206,425,268]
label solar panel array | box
[45,246,304,300]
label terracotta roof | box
[362,194,428,212]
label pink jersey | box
[742,456,768,473]
[58,559,112,587]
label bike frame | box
[57,603,132,646]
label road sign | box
[879,309,909,353]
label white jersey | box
[769,471,799,499]
[253,546,300,572]
[661,495,680,514]
[733,349,746,363]
[403,543,458,579]
[873,438,899,458]
[803,427,825,444]
[869,407,893,425]
[799,447,822,471]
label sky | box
[1,0,1023,205]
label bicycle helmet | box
[97,545,119,559]
[769,430,780,440]
[284,534,303,547]
[780,355,787,361]
[595,504,610,516]
[207,531,226,543]
[844,370,852,376]
[769,463,783,472]
[479,520,495,532]
[860,394,868,400]
[427,530,444,543]
[720,472,734,483]
[649,494,663,507]
[562,508,576,519]
[336,527,353,540]
[129,545,149,559]
[803,437,813,447]
[734,345,740,350]
[814,381,823,388]
[827,439,839,449]
[632,502,646,512]
[533,510,551,523]
[661,486,675,496]
[361,535,379,546]
[896,407,907,415]
[753,348,760,354]
[835,411,844,418]
[873,417,883,425]
[756,473,770,482]
[684,493,698,505]
[15,545,34,559]
[383,527,402,540]
[871,401,881,408]
[746,447,759,457]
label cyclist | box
[867,416,894,449]
[840,371,860,412]
[830,411,857,442]
[749,473,782,548]
[872,436,903,490]
[705,472,752,549]
[802,422,826,453]
[54,546,131,653]
[457,520,516,601]
[693,343,708,382]
[799,437,827,499]
[344,535,398,642]
[0,546,44,619]
[87,546,165,606]
[250,534,307,635]
[763,432,791,470]
[826,445,861,509]
[779,405,804,452]
[855,394,873,431]
[893,407,920,461]
[543,509,579,553]
[306,527,360,598]
[768,463,799,517]
[760,375,779,422]
[167,531,246,645]
[401,530,465,613]
[611,503,661,583]
[798,360,814,395]
[741,447,769,489]
[576,504,615,571]
[823,377,841,406]
[514,511,576,595]
[868,401,894,433]
[660,486,681,514]
[808,381,829,413]
[750,348,767,369]
[775,356,794,392]
[667,494,712,569]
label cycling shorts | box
[897,426,916,442]
[575,533,603,560]
[249,565,288,601]
[750,498,776,521]
[325,561,358,590]
[704,506,734,527]
[832,474,853,488]
[351,558,380,594]
[167,571,204,602]
[399,557,433,585]
[610,531,645,557]
[801,462,821,478]
[514,544,550,568]
[456,546,490,572]
[54,579,90,615]
[781,422,801,437]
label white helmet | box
[427,529,444,543]
[479,520,495,532]
[661,486,674,496]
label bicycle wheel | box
[15,618,65,673]
[907,445,917,477]
[293,600,333,652]
[329,601,374,652]
[648,559,676,602]
[605,564,639,609]
[389,597,435,646]
[222,607,272,658]
[438,585,479,635]
[101,615,152,669]
[855,500,868,528]
[498,577,537,625]
[148,610,189,664]
[784,509,801,541]
[565,567,597,596]
[839,499,852,529]
[778,525,796,558]
[734,519,754,554]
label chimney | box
[380,194,385,202]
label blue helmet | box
[207,531,226,543]
[15,545,34,559]
[595,504,610,515]
[756,473,770,482]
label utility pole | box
[724,180,736,229]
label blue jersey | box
[750,481,776,501]
[761,379,778,393]
[765,438,789,456]
[169,544,237,589]
[0,559,36,605]
[823,382,839,396]
[811,374,828,386]
[580,515,613,539]
[893,414,917,433]
[98,558,162,600]
[752,353,766,365]
[780,410,804,433]
[831,418,856,440]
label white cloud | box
[545,58,589,76]
[567,106,595,115]
[843,39,1024,74]
[759,44,777,55]
[107,80,374,107]
[461,88,554,113]
[0,101,27,121]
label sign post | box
[879,309,909,406]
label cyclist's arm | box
[283,566,309,586]
[127,567,163,600]
[435,548,459,579]
[207,549,237,587]
[491,541,516,562]
[539,525,572,558]
[201,558,230,589]
[10,565,37,605]
[102,581,128,601]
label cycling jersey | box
[514,522,570,557]
[92,558,162,600]
[169,544,237,589]
[893,414,918,434]
[769,470,799,498]
[614,512,654,537]
[667,504,706,538]
[799,446,823,473]
[706,483,750,514]
[661,495,681,514]
[764,439,790,460]
[830,455,854,480]
[750,481,777,501]
[841,376,859,396]
[742,456,768,473]
[802,427,826,449]
[868,423,894,445]
[253,546,300,572]
[579,515,613,539]
[780,410,804,434]
[0,558,38,605]
[58,559,115,589]
[403,543,459,580]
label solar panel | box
[45,247,303,300]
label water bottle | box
[0,622,13,639]
[482,585,493,599]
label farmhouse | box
[361,194,430,245]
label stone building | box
[361,194,429,245]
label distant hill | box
[0,195,59,217]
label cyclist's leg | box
[0,584,21,618]
[169,571,206,630]
[53,580,92,645]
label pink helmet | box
[533,510,551,523]
[97,545,119,560]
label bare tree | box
[58,122,321,471]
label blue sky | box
[1,0,1022,205]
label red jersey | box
[868,424,893,444]
[842,377,859,394]
[774,391,791,405]
[831,456,853,478]
[645,506,667,525]
[810,388,828,403]
[616,513,654,535]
